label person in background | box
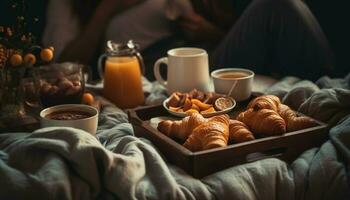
[43,0,239,80]
[175,0,236,51]
[210,0,335,80]
[139,0,236,80]
[179,0,343,80]
[42,0,172,79]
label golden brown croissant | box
[157,113,207,141]
[229,120,255,143]
[247,95,281,111]
[247,95,317,132]
[278,104,317,132]
[237,108,286,136]
[183,115,230,151]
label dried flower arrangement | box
[0,1,55,126]
[0,25,54,69]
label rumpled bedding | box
[0,74,349,200]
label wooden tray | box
[128,100,329,178]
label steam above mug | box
[154,48,210,94]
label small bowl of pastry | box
[163,89,236,118]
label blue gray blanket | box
[0,75,349,200]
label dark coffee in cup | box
[40,104,99,135]
[46,110,92,120]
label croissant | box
[183,115,230,151]
[247,95,281,111]
[248,95,317,132]
[157,113,207,141]
[237,108,286,136]
[278,104,317,132]
[229,120,255,143]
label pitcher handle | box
[98,53,107,79]
[135,52,145,75]
[153,57,168,87]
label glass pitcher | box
[98,40,145,109]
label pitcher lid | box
[106,40,140,55]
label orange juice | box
[103,56,144,108]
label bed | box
[0,74,349,200]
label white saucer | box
[163,97,236,118]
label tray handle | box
[127,109,143,126]
[245,147,287,163]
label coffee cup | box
[154,48,210,94]
[211,68,254,101]
[40,104,98,135]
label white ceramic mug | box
[211,68,255,101]
[154,48,210,94]
[40,104,98,135]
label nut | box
[58,79,74,91]
[72,81,81,87]
[41,82,52,94]
[48,85,59,95]
[65,85,81,96]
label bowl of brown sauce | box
[40,104,98,135]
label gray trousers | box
[213,0,334,80]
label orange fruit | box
[82,92,94,105]
[24,53,36,65]
[48,46,54,51]
[10,54,23,66]
[40,48,54,62]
